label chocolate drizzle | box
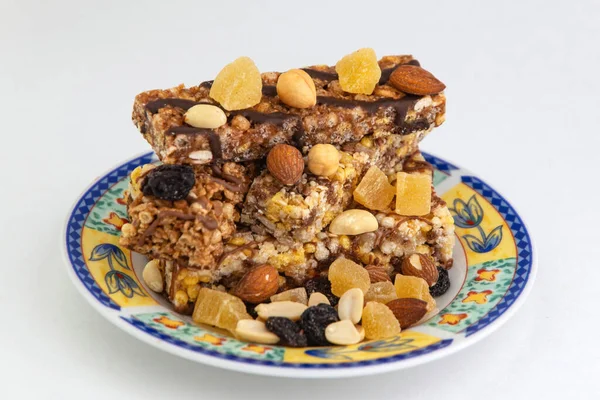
[145,98,200,113]
[199,80,214,89]
[229,110,296,127]
[316,95,420,125]
[217,242,257,266]
[304,59,420,85]
[210,176,247,193]
[378,67,395,85]
[211,164,245,186]
[262,85,277,96]
[136,209,220,246]
[168,126,223,160]
[197,215,218,230]
[402,159,434,174]
[301,68,338,82]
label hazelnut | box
[307,144,340,177]
[276,69,317,108]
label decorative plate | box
[63,151,536,378]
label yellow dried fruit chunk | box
[209,56,262,111]
[129,164,155,199]
[328,257,370,297]
[192,287,252,333]
[394,274,436,311]
[365,281,398,304]
[335,48,381,95]
[395,172,432,216]
[354,166,396,211]
[362,302,401,339]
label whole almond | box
[233,264,279,304]
[277,69,317,108]
[400,254,439,287]
[365,265,391,283]
[389,65,446,95]
[266,144,304,185]
[386,298,428,329]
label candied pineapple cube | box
[328,257,370,297]
[365,281,398,304]
[335,48,381,95]
[394,274,436,311]
[354,166,396,211]
[209,56,262,111]
[362,302,401,339]
[395,172,432,216]
[192,288,252,333]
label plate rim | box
[62,151,537,378]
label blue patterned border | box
[65,152,155,311]
[122,315,452,369]
[460,176,533,337]
[423,153,459,173]
[64,152,533,369]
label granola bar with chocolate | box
[240,137,429,246]
[119,161,255,270]
[133,55,445,165]
[151,153,454,312]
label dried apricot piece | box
[365,281,398,304]
[395,172,432,216]
[362,302,401,339]
[328,257,370,297]
[335,48,381,95]
[192,288,252,333]
[354,166,396,210]
[394,274,436,311]
[209,56,262,111]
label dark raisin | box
[300,304,339,346]
[265,317,307,347]
[429,267,450,297]
[141,164,195,201]
[304,277,338,306]
[245,303,258,319]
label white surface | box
[0,0,598,398]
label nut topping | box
[184,104,227,129]
[276,69,316,108]
[386,298,428,329]
[307,144,340,177]
[329,209,379,236]
[388,65,446,95]
[142,260,163,293]
[266,144,304,185]
[400,254,438,287]
[233,264,279,304]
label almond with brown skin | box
[386,298,428,329]
[401,254,439,286]
[389,65,446,95]
[365,265,391,283]
[233,264,280,304]
[266,144,304,185]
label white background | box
[1,0,599,398]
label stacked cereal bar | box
[120,48,455,345]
